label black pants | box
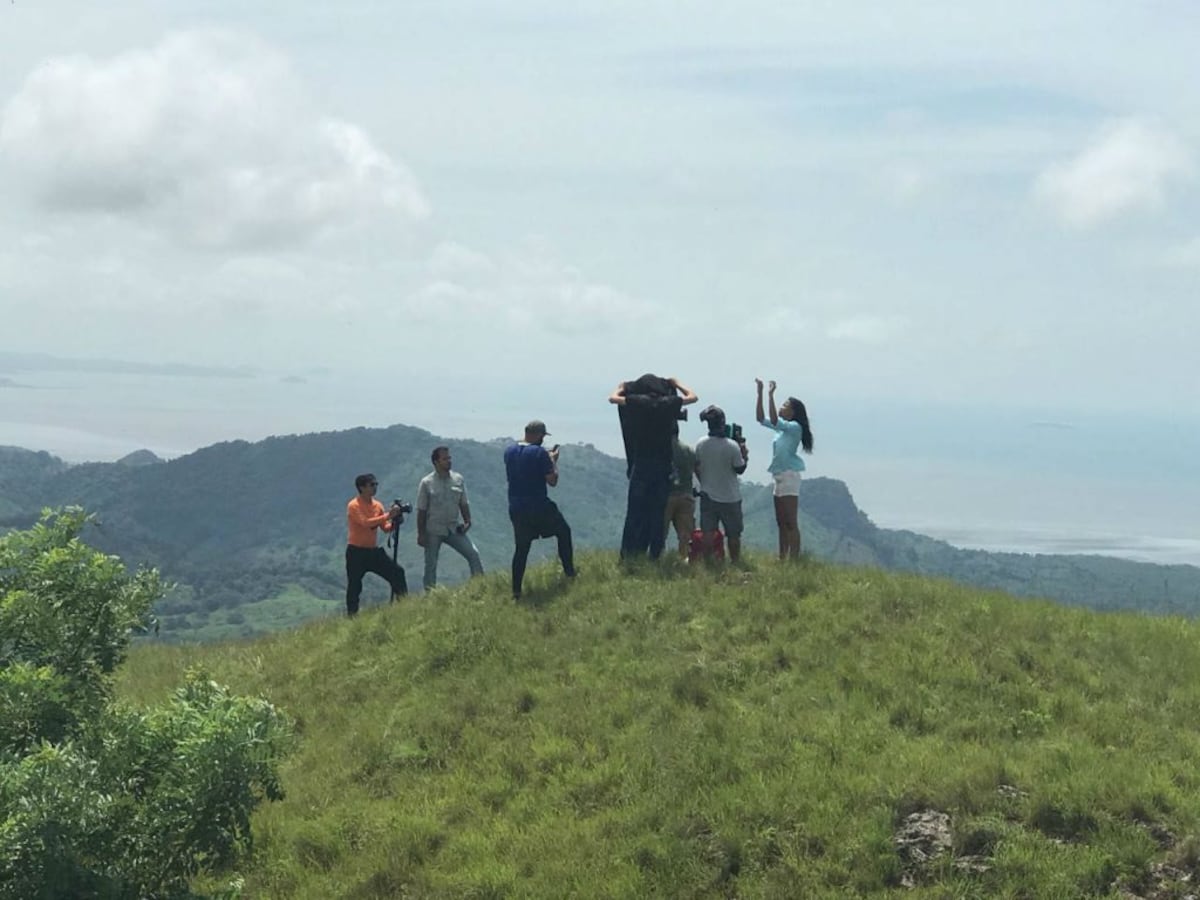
[620,458,671,560]
[345,545,408,616]
[510,501,575,597]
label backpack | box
[688,529,724,562]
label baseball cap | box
[525,420,551,436]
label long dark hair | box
[788,397,814,453]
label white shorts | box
[772,470,802,498]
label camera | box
[391,499,413,515]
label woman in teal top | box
[755,378,814,560]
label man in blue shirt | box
[503,420,576,600]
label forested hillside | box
[2,427,1198,640]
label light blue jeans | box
[423,529,484,590]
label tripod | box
[386,508,407,602]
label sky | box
[1,2,1198,562]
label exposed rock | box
[953,855,992,876]
[997,783,1028,802]
[1118,861,1198,899]
[894,810,953,887]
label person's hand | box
[740,443,749,460]
[548,447,560,464]
[460,521,472,534]
[768,380,777,394]
[416,532,427,548]
[755,377,763,390]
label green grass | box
[118,554,1200,898]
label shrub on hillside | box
[0,509,293,899]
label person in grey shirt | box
[694,405,749,562]
[416,445,484,591]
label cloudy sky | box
[2,2,1198,558]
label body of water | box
[894,523,1200,568]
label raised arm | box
[669,377,698,406]
[755,378,765,423]
[767,380,778,426]
[607,381,628,405]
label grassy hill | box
[119,553,1200,898]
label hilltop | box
[119,554,1200,898]
[2,425,1199,640]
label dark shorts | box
[510,501,570,542]
[699,496,743,538]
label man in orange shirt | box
[345,472,408,616]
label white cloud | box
[428,241,498,281]
[743,306,810,337]
[1156,236,1200,269]
[1034,119,1193,228]
[826,314,907,344]
[882,164,930,202]
[0,30,428,249]
[403,241,652,335]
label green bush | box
[0,509,293,899]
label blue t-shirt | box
[759,418,806,475]
[504,442,553,513]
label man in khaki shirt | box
[416,446,484,591]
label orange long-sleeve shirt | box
[346,496,394,548]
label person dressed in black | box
[609,374,699,560]
[503,420,576,600]
[344,473,408,616]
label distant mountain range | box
[2,426,1198,640]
